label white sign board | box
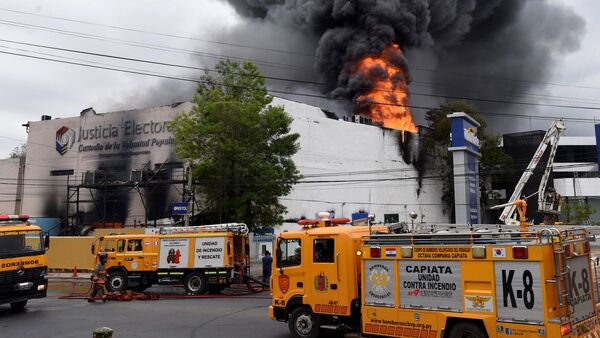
[399,261,462,311]
[158,238,189,269]
[364,260,395,307]
[495,261,543,323]
[194,237,226,268]
[568,256,595,323]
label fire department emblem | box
[55,126,75,155]
[465,295,493,312]
[278,274,290,294]
[367,264,392,299]
[314,272,329,292]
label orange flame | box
[353,44,417,133]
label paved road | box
[0,281,290,338]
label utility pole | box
[184,162,192,227]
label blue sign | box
[172,202,188,216]
[595,124,600,171]
[467,155,479,224]
[450,113,480,154]
[352,212,369,225]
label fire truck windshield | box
[0,231,44,258]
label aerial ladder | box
[491,120,566,229]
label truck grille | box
[0,267,45,284]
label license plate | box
[16,282,32,291]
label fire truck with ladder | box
[269,212,600,338]
[92,223,249,294]
[0,214,50,311]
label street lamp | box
[409,210,418,232]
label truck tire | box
[10,300,27,312]
[106,271,128,292]
[448,322,487,338]
[184,273,207,295]
[288,306,320,338]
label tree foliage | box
[561,199,597,224]
[420,100,513,222]
[8,144,26,159]
[168,60,301,228]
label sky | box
[1,0,600,158]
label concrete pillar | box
[448,112,482,224]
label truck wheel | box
[106,271,128,292]
[288,306,320,338]
[449,322,487,338]
[184,273,207,294]
[10,300,27,312]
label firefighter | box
[88,252,108,303]
[262,251,272,284]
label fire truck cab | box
[0,215,49,311]
[270,219,600,338]
[269,215,387,336]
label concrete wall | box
[26,236,96,271]
[0,158,20,214]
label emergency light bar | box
[0,214,29,222]
[158,223,249,235]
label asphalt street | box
[0,281,290,338]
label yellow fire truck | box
[92,223,249,294]
[269,215,600,338]
[0,214,50,311]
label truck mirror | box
[44,235,50,250]
[91,244,95,255]
[276,247,282,270]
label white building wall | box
[554,178,600,197]
[20,97,447,227]
[0,158,20,214]
[276,98,446,224]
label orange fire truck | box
[269,215,600,338]
[92,223,249,294]
[0,215,50,311]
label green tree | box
[8,144,26,159]
[168,60,301,229]
[561,199,596,224]
[419,100,513,222]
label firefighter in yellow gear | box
[88,252,108,303]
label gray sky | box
[1,0,599,158]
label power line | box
[0,7,315,57]
[0,19,316,73]
[3,47,600,125]
[4,6,600,94]
[5,38,600,110]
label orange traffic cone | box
[72,265,78,277]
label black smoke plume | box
[225,0,584,123]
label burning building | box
[0,97,447,234]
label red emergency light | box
[512,246,528,259]
[560,323,571,335]
[564,244,572,258]
[0,214,29,222]
[370,247,381,258]
[583,241,591,254]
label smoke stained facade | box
[18,97,447,232]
